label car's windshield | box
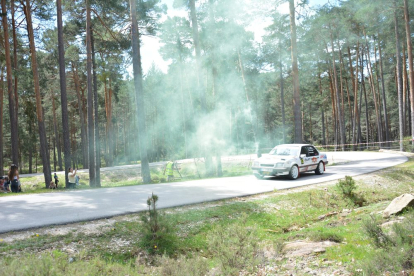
[269,146,299,156]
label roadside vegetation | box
[0,159,253,196]
[0,158,413,275]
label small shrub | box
[139,193,177,255]
[362,215,394,248]
[207,214,260,276]
[359,211,414,275]
[336,176,366,207]
[309,230,343,243]
[336,176,356,197]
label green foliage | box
[360,211,414,275]
[207,214,260,275]
[308,230,343,243]
[0,251,138,275]
[139,193,178,255]
[362,215,395,248]
[336,176,356,197]
[336,176,366,207]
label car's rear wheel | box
[254,174,264,180]
[315,161,324,175]
[288,165,299,180]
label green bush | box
[362,215,394,248]
[139,193,177,256]
[336,176,365,207]
[359,211,414,275]
[309,230,343,243]
[336,176,356,197]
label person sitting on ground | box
[8,164,21,193]
[68,167,77,189]
[3,176,10,192]
[49,181,56,189]
[0,176,5,192]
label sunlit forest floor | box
[0,158,413,275]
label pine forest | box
[1,0,414,187]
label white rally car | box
[252,144,328,180]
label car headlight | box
[284,161,292,167]
[275,162,284,168]
[253,161,259,167]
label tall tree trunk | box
[337,45,347,131]
[23,0,52,187]
[51,92,62,172]
[404,0,414,147]
[363,35,383,143]
[57,0,71,184]
[395,0,405,151]
[289,0,302,143]
[72,62,88,168]
[378,38,390,147]
[329,28,345,150]
[91,28,101,186]
[189,0,206,111]
[130,0,151,183]
[327,66,337,149]
[29,124,33,173]
[1,0,19,165]
[86,0,96,186]
[403,44,408,135]
[280,56,286,143]
[178,44,188,158]
[238,50,258,152]
[53,137,56,172]
[104,78,113,166]
[0,69,4,176]
[11,0,19,127]
[349,44,359,150]
[374,43,384,143]
[360,50,369,147]
[340,53,353,142]
[318,70,326,146]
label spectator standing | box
[8,164,21,193]
[68,167,77,189]
[164,161,174,182]
[53,173,59,188]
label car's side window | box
[307,146,318,156]
[307,146,314,157]
[300,147,307,156]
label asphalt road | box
[0,151,407,234]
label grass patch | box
[357,210,414,275]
